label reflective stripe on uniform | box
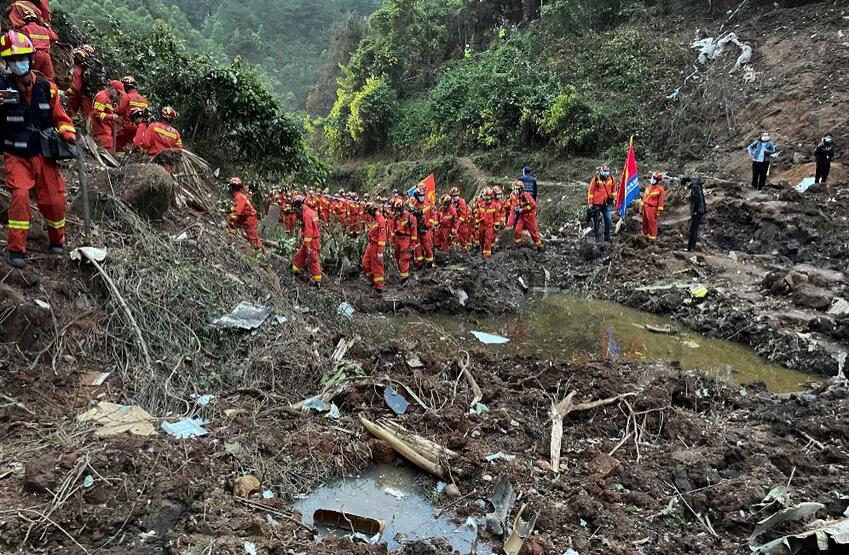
[292,265,302,273]
[7,219,30,230]
[153,127,178,139]
[29,34,50,39]
[312,275,322,282]
[58,124,76,134]
[129,101,148,107]
[45,218,65,229]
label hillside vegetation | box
[54,0,379,110]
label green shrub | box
[347,77,398,152]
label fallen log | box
[360,416,446,479]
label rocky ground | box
[1,144,848,555]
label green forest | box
[54,0,379,111]
[54,0,797,181]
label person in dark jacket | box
[814,134,835,189]
[683,177,706,252]
[517,165,538,200]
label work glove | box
[376,253,384,261]
[111,114,120,122]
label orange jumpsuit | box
[228,191,263,251]
[7,2,43,28]
[409,198,436,267]
[66,65,92,118]
[19,21,57,80]
[134,121,182,157]
[116,90,149,151]
[91,89,117,151]
[492,198,508,230]
[452,197,471,250]
[292,205,322,284]
[434,204,458,252]
[475,200,498,259]
[507,192,541,248]
[641,183,666,241]
[2,72,75,255]
[392,210,418,280]
[362,211,387,291]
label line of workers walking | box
[0,0,184,268]
[227,168,544,292]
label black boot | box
[5,251,25,269]
[49,243,65,255]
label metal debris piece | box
[313,508,385,538]
[485,476,516,537]
[80,372,111,387]
[471,331,510,345]
[384,386,410,415]
[213,302,271,330]
[337,302,355,320]
[70,247,107,263]
[161,418,208,439]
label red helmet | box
[292,194,306,206]
[392,198,405,210]
[512,180,524,193]
[0,31,34,58]
[440,194,451,205]
[227,177,244,189]
[128,107,146,120]
[492,186,502,196]
[22,9,38,22]
[449,186,460,197]
[121,75,137,89]
[482,187,493,199]
[651,171,663,181]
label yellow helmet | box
[0,31,34,58]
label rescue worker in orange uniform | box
[361,201,387,293]
[391,197,417,286]
[115,76,148,152]
[6,1,43,29]
[588,165,616,242]
[449,186,470,251]
[226,177,263,251]
[0,31,76,269]
[640,171,666,242]
[507,181,542,251]
[409,186,436,269]
[16,10,57,80]
[134,106,182,157]
[434,194,458,252]
[491,186,508,230]
[91,80,123,151]
[291,194,322,287]
[66,45,95,118]
[475,188,499,260]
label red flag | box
[417,174,437,206]
[616,137,640,217]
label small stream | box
[367,293,819,394]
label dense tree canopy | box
[55,0,379,111]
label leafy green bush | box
[535,86,611,153]
[347,77,397,152]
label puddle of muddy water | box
[368,293,820,394]
[294,464,490,553]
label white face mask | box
[650,178,657,185]
[761,135,770,142]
